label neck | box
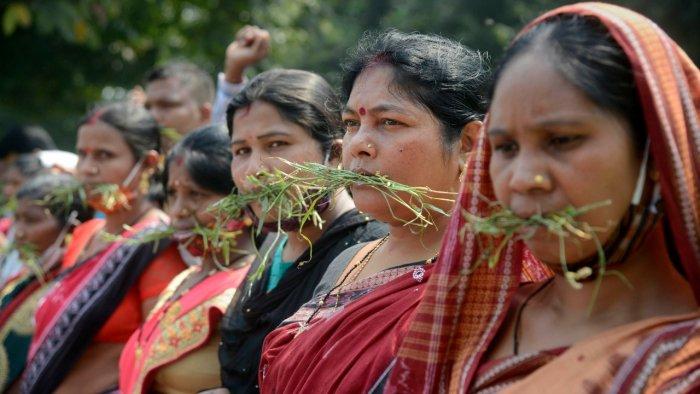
[102,195,155,234]
[205,228,256,272]
[540,224,697,326]
[282,189,355,261]
[359,210,449,279]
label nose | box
[344,125,376,160]
[236,151,271,191]
[507,154,552,195]
[77,156,99,180]
[149,106,166,126]
[171,198,194,222]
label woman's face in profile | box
[341,64,464,225]
[487,50,642,266]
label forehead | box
[146,77,190,100]
[167,154,194,184]
[76,121,130,151]
[489,52,599,123]
[231,101,308,138]
[16,197,49,214]
[345,65,420,112]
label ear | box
[143,150,161,169]
[327,138,343,167]
[458,120,483,169]
[200,102,213,124]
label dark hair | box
[16,173,93,228]
[0,125,56,159]
[8,153,44,178]
[146,62,215,105]
[79,101,161,160]
[341,30,490,145]
[226,69,343,155]
[164,124,235,196]
[491,14,645,152]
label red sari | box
[119,264,250,393]
[22,213,185,393]
[259,245,549,393]
[385,3,700,393]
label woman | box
[119,125,256,393]
[385,3,700,393]
[21,102,186,393]
[0,153,47,288]
[0,173,92,391]
[218,69,387,393]
[258,31,546,393]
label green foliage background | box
[1,0,698,150]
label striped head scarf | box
[385,2,700,393]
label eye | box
[233,147,251,156]
[548,134,584,150]
[165,187,176,197]
[493,141,519,158]
[189,190,205,199]
[381,118,402,127]
[95,150,113,160]
[268,141,289,149]
[343,119,360,132]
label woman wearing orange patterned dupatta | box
[21,102,186,394]
[120,125,256,393]
[384,3,700,393]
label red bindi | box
[359,107,366,116]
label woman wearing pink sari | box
[119,125,256,393]
[385,3,700,393]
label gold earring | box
[139,172,151,194]
[533,174,545,185]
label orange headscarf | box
[385,3,700,393]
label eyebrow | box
[343,103,411,116]
[231,131,291,145]
[487,118,589,136]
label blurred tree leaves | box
[0,0,250,148]
[1,0,697,149]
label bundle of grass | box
[460,198,628,314]
[214,160,455,235]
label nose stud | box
[533,174,545,185]
[367,143,373,149]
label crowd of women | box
[0,2,698,393]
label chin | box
[524,234,600,268]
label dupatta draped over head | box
[385,3,700,393]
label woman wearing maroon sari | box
[21,102,185,393]
[258,31,548,393]
[385,3,700,393]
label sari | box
[0,265,60,391]
[219,209,386,393]
[119,263,250,394]
[21,212,185,394]
[385,3,700,393]
[259,239,550,393]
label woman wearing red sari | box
[385,3,700,393]
[21,102,186,394]
[258,31,548,393]
[119,125,256,393]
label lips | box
[172,229,195,242]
